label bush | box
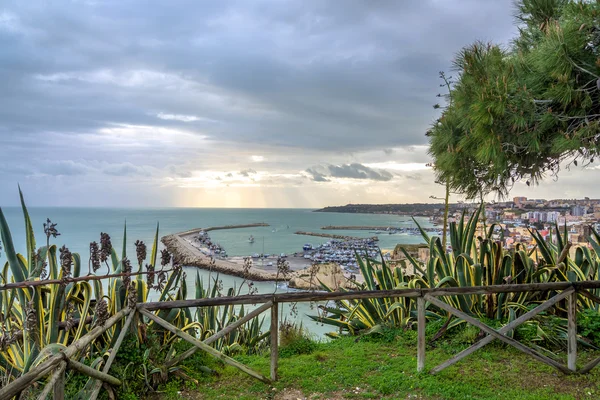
[279,320,317,357]
[452,325,480,345]
[578,309,600,346]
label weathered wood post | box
[270,302,279,381]
[568,289,577,372]
[417,296,425,372]
[53,367,65,400]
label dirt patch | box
[274,389,362,400]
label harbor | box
[161,223,398,287]
[294,230,378,241]
[322,225,444,235]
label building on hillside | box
[514,197,527,208]
[546,211,561,222]
[571,205,587,217]
[485,209,500,221]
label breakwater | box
[162,228,357,287]
[161,232,283,281]
[321,226,395,231]
[175,223,270,237]
[295,231,378,241]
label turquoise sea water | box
[1,207,432,337]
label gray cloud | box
[404,174,422,181]
[42,160,92,176]
[307,163,393,182]
[0,0,523,206]
[305,167,330,182]
[103,162,150,177]
[167,165,192,178]
[239,168,257,177]
[0,0,516,150]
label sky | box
[2,0,599,208]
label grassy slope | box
[155,335,600,400]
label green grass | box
[149,331,600,400]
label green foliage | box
[452,325,480,345]
[159,334,600,400]
[428,0,600,198]
[0,191,270,397]
[278,320,317,358]
[578,309,600,346]
[313,206,600,351]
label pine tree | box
[428,0,600,199]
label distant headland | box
[314,203,458,216]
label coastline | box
[162,232,288,281]
[162,225,364,289]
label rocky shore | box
[288,263,356,290]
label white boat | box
[248,235,255,243]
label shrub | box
[279,320,317,357]
[578,309,600,346]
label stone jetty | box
[321,226,396,231]
[162,223,284,281]
[295,231,378,241]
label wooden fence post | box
[139,308,271,383]
[568,289,577,372]
[37,361,66,400]
[270,302,279,381]
[53,367,65,400]
[417,296,425,372]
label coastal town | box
[319,197,600,253]
[446,197,600,251]
[159,197,600,289]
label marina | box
[322,225,444,236]
[298,238,386,272]
[163,221,401,287]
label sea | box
[1,207,433,338]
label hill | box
[314,203,460,215]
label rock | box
[288,263,354,290]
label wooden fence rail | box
[3,280,600,399]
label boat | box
[303,243,313,251]
[248,235,255,243]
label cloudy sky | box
[1,0,597,208]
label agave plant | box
[191,272,268,355]
[0,189,95,379]
[1,190,271,396]
[0,190,180,391]
[308,252,415,336]
[312,203,600,341]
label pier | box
[294,231,378,241]
[162,223,283,281]
[321,225,396,231]
[174,223,270,236]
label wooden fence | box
[3,279,600,399]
